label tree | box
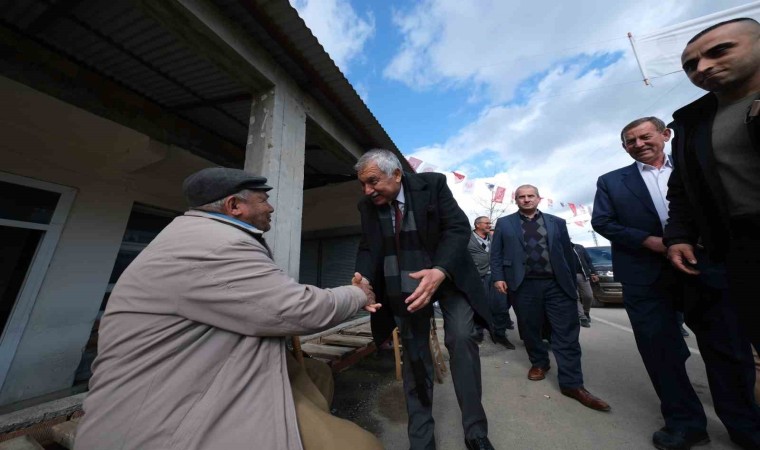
[472,192,510,224]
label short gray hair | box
[354,149,403,177]
[196,189,256,212]
[620,117,666,142]
[515,184,540,197]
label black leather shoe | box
[652,427,709,450]
[465,436,495,450]
[491,334,515,350]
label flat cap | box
[182,167,272,207]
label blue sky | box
[291,0,752,245]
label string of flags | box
[407,155,593,226]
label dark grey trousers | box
[394,284,488,450]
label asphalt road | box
[332,305,743,450]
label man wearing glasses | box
[468,216,515,349]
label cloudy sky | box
[291,0,752,246]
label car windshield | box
[586,246,612,267]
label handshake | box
[352,272,382,313]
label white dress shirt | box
[636,156,673,231]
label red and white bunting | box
[452,171,466,183]
[407,156,423,172]
[493,186,506,203]
[568,203,577,216]
[463,180,475,194]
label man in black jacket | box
[354,149,494,450]
[572,243,598,327]
[665,17,760,450]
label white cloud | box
[290,0,375,74]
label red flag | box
[574,221,585,227]
[568,202,577,216]
[407,157,423,172]
[493,186,506,203]
[463,180,475,193]
[452,171,466,183]
[510,190,515,204]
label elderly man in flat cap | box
[76,168,383,450]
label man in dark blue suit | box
[592,116,759,450]
[491,185,610,412]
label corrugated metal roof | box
[1,0,252,148]
[0,0,409,175]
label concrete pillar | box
[245,86,306,278]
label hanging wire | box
[478,36,630,68]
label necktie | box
[393,201,403,236]
[481,241,487,250]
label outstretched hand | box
[352,272,382,313]
[405,268,446,313]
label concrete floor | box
[332,306,744,450]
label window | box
[74,204,179,384]
[0,172,76,389]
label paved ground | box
[332,305,743,450]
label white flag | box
[633,2,760,79]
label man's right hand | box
[352,272,382,313]
[642,236,667,255]
[667,244,700,275]
[494,281,507,294]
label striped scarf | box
[378,190,433,318]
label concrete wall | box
[302,181,362,233]
[0,76,215,405]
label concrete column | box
[245,86,306,278]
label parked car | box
[586,246,623,306]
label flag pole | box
[628,32,652,87]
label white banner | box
[633,2,760,79]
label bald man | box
[665,18,760,450]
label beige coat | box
[75,211,366,450]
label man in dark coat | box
[594,115,759,450]
[571,243,598,327]
[664,18,760,450]
[354,149,494,450]
[491,185,610,412]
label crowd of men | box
[74,17,759,450]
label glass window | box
[586,246,613,268]
[0,181,61,224]
[0,226,44,336]
[74,204,178,385]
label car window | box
[586,247,612,266]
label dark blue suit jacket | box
[591,162,667,285]
[490,211,578,299]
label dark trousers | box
[481,273,512,338]
[395,284,487,449]
[686,282,760,447]
[727,218,760,353]
[510,278,584,388]
[622,270,707,433]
